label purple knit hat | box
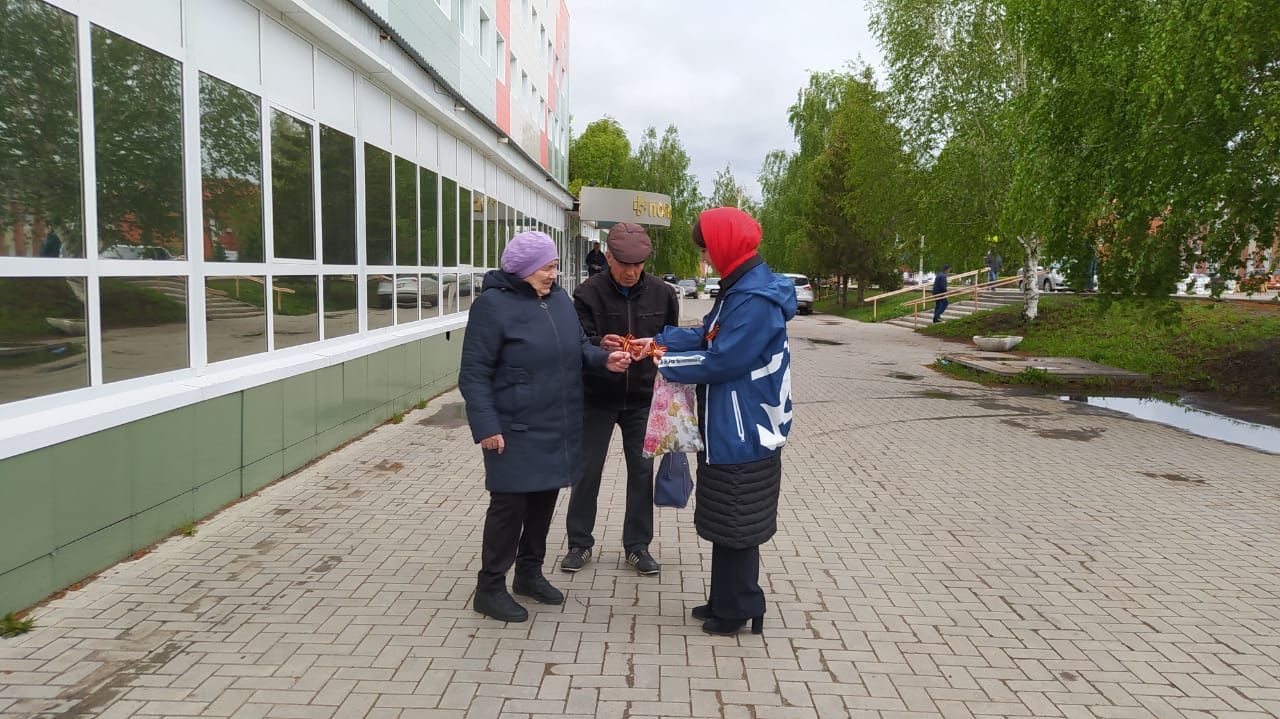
[501,231,558,278]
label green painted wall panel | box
[243,451,283,494]
[0,450,55,574]
[194,471,241,519]
[343,356,369,415]
[405,341,423,395]
[53,520,132,589]
[132,492,195,552]
[196,394,243,486]
[282,373,317,447]
[386,344,407,400]
[0,557,52,619]
[130,407,197,513]
[367,350,390,407]
[283,436,318,475]
[316,365,345,432]
[53,427,131,548]
[242,381,284,463]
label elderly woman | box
[459,231,631,622]
[651,207,795,635]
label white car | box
[1017,265,1068,292]
[704,277,721,297]
[782,273,813,314]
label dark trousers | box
[477,489,558,591]
[566,403,654,553]
[709,543,765,620]
[932,297,949,322]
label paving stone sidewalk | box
[2,311,1279,719]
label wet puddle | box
[919,389,962,400]
[418,402,468,428]
[806,337,845,346]
[1061,396,1280,454]
[889,372,922,381]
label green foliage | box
[567,117,634,196]
[178,522,197,537]
[1,612,34,638]
[389,411,405,425]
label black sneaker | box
[513,574,565,605]
[473,588,528,622]
[560,547,592,573]
[626,549,660,576]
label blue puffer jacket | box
[654,260,796,465]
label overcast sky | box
[567,1,884,202]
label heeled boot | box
[701,615,763,636]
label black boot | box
[701,615,763,636]
[473,588,529,622]
[690,604,714,620]
[512,574,565,605]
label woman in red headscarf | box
[651,207,797,635]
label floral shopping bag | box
[642,373,703,458]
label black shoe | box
[626,549,660,576]
[560,547,592,573]
[701,616,763,636]
[691,604,714,621]
[473,588,528,622]
[512,574,565,605]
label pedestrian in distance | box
[584,240,606,277]
[650,207,796,636]
[932,264,951,323]
[561,222,680,576]
[459,231,633,623]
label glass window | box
[486,198,498,268]
[459,272,480,312]
[419,168,438,266]
[473,193,486,267]
[272,276,318,349]
[0,277,89,404]
[93,25,184,260]
[200,74,263,263]
[395,274,417,325]
[440,273,459,314]
[0,0,83,259]
[459,187,472,265]
[100,276,189,382]
[364,144,392,265]
[366,275,392,329]
[394,157,416,267]
[441,177,457,266]
[320,126,356,264]
[420,273,439,315]
[270,111,314,260]
[205,275,266,363]
[322,275,357,339]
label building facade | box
[0,0,574,615]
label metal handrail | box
[902,273,1025,324]
[867,267,987,320]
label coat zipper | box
[730,389,745,442]
[542,298,571,474]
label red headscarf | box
[697,207,761,277]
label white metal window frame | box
[0,0,568,459]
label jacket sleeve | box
[458,297,504,443]
[573,284,602,346]
[657,294,778,385]
[654,325,704,351]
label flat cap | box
[606,222,652,263]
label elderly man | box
[561,223,679,576]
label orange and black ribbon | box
[620,333,667,360]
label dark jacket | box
[459,270,610,493]
[932,271,948,295]
[585,248,606,276]
[655,252,796,549]
[574,271,679,410]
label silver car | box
[782,273,813,314]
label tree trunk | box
[1018,235,1043,322]
[855,276,867,306]
[839,275,849,308]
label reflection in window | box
[93,25,183,260]
[459,187,472,265]
[0,277,89,404]
[420,273,439,316]
[364,144,392,265]
[270,111,314,259]
[419,168,438,266]
[459,273,480,313]
[101,276,189,382]
[441,177,457,266]
[320,126,356,264]
[0,1,83,259]
[498,204,509,258]
[272,276,318,349]
[322,275,358,339]
[473,193,487,267]
[485,198,498,268]
[366,276,393,330]
[205,275,266,362]
[395,157,416,266]
[200,74,263,263]
[395,274,417,325]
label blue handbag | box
[654,452,693,508]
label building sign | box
[578,187,672,227]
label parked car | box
[676,278,699,298]
[782,273,813,314]
[661,272,679,284]
[101,244,175,261]
[705,277,721,297]
[1016,265,1068,292]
